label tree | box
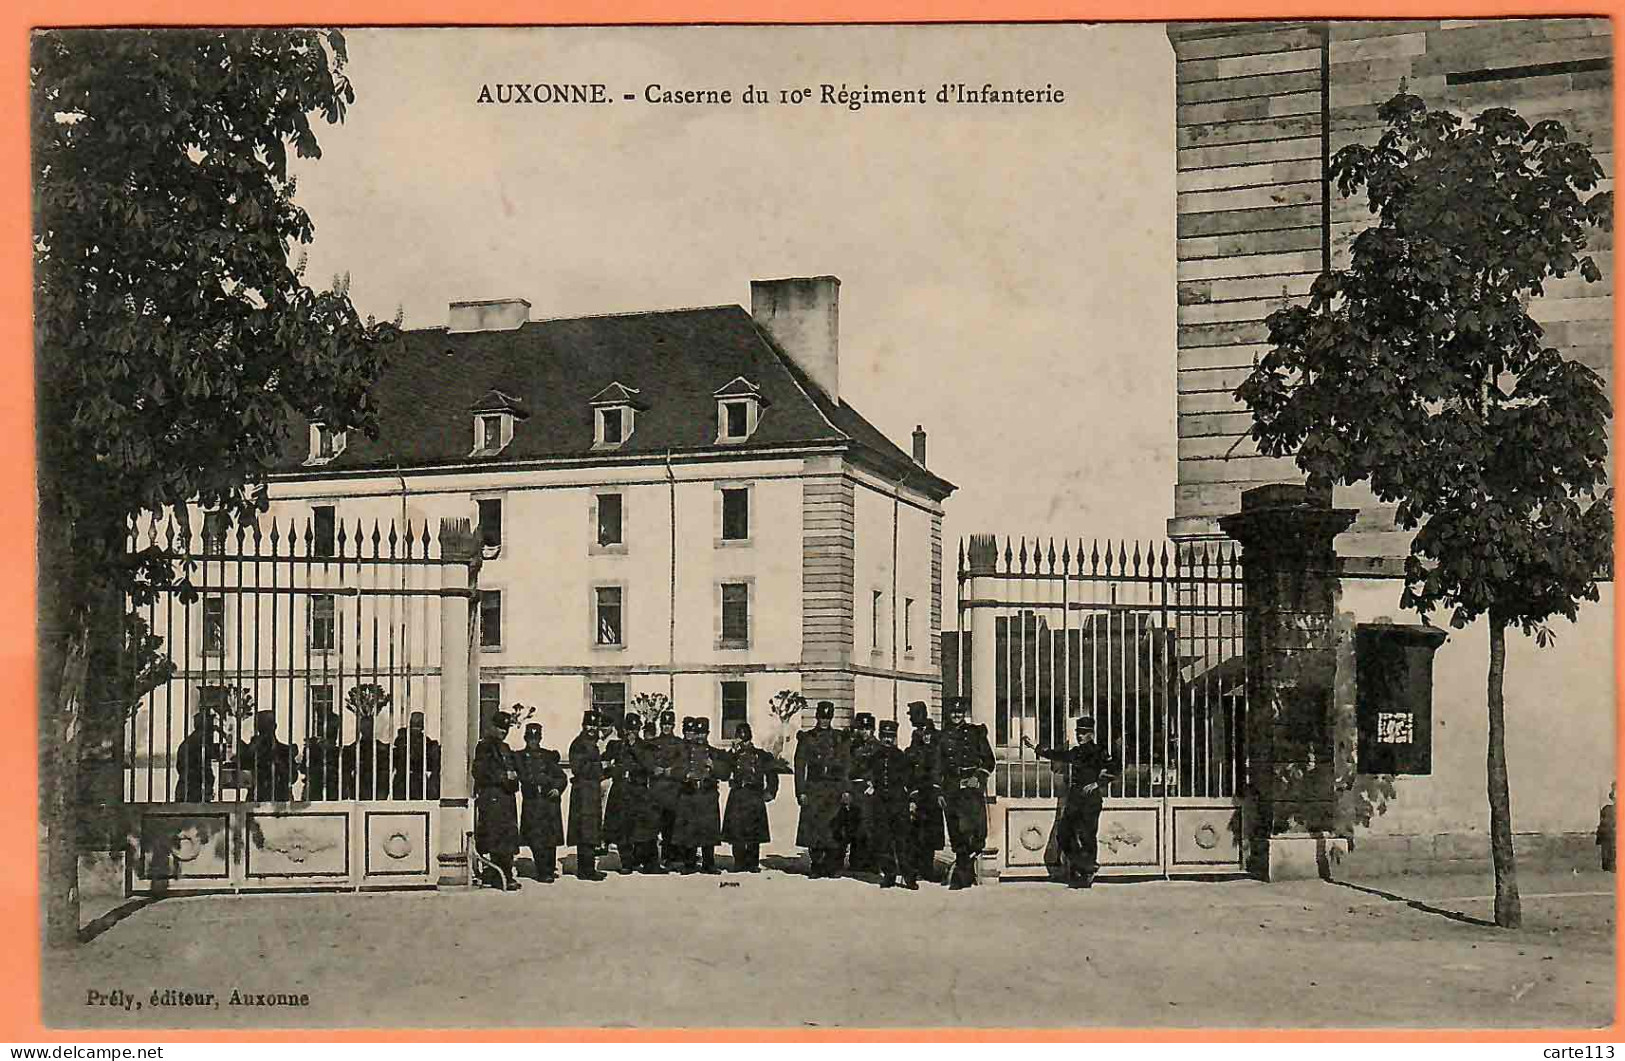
[33,29,396,947]
[1237,92,1613,928]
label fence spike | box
[1017,537,1028,573]
[1118,540,1129,573]
[1160,540,1169,575]
[1002,537,1013,573]
[388,520,399,550]
[957,538,965,577]
[1046,537,1057,574]
[1132,539,1142,575]
[1090,539,1100,572]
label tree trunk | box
[40,606,88,949]
[1487,612,1521,928]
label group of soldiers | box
[174,707,441,803]
[471,695,1062,892]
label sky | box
[287,24,1178,572]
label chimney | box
[448,297,531,333]
[912,425,927,466]
[750,276,839,401]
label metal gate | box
[121,510,475,893]
[953,537,1247,878]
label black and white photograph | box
[32,18,1617,1032]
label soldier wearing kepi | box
[516,720,568,883]
[867,720,919,889]
[843,712,880,874]
[906,701,947,884]
[672,717,729,874]
[939,696,994,890]
[794,700,852,879]
[722,722,778,872]
[604,711,655,874]
[472,709,523,890]
[1024,714,1117,888]
[567,710,610,881]
[646,709,685,870]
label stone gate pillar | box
[1219,484,1355,880]
[966,533,1001,882]
[436,517,479,886]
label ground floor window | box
[591,681,626,730]
[721,680,748,740]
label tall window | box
[202,511,229,556]
[313,505,336,558]
[480,415,502,452]
[202,596,225,656]
[597,493,623,546]
[477,498,503,554]
[591,682,627,730]
[600,408,624,445]
[595,586,623,646]
[904,598,915,654]
[872,590,884,651]
[311,594,336,651]
[724,401,749,439]
[479,682,502,735]
[720,583,749,646]
[308,684,335,733]
[479,590,503,649]
[721,488,749,541]
[721,681,748,740]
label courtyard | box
[46,867,1615,1030]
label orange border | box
[2,0,1621,1043]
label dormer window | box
[469,389,527,457]
[714,377,766,443]
[306,422,346,465]
[589,382,643,450]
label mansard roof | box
[273,303,955,501]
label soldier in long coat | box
[794,700,851,879]
[339,713,390,800]
[472,709,522,889]
[603,711,659,874]
[843,712,880,874]
[516,721,568,882]
[389,711,442,800]
[238,710,299,802]
[939,697,995,890]
[646,709,684,868]
[672,717,729,874]
[567,710,610,881]
[865,720,920,888]
[174,709,218,803]
[1024,714,1118,887]
[302,708,343,802]
[906,710,948,884]
[722,722,778,872]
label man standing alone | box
[1024,714,1116,888]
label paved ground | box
[46,867,1615,1030]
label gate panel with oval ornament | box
[952,537,1247,879]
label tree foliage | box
[32,28,396,947]
[1237,92,1613,635]
[33,29,396,608]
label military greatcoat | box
[516,746,568,849]
[793,727,851,848]
[722,745,779,844]
[940,721,995,855]
[863,743,917,858]
[472,736,521,859]
[604,737,660,845]
[672,742,730,847]
[906,732,947,855]
[567,731,608,846]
